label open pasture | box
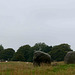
[0,62,75,75]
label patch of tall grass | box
[0,61,75,75]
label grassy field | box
[0,61,75,75]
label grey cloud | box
[0,0,75,50]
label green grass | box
[0,61,75,75]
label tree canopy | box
[16,45,31,62]
[11,52,25,61]
[32,42,52,53]
[0,48,15,61]
[49,43,73,61]
[0,43,73,62]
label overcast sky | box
[0,0,75,51]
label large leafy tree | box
[11,52,25,61]
[17,45,31,61]
[32,42,52,53]
[0,48,15,61]
[49,43,73,61]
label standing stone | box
[64,51,75,64]
[33,51,51,66]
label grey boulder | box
[64,51,75,64]
[33,51,51,66]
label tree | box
[49,43,73,61]
[17,45,31,61]
[32,42,52,53]
[11,52,25,61]
[0,48,15,61]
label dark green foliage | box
[49,43,73,61]
[17,45,31,62]
[0,48,15,61]
[27,47,34,62]
[11,45,34,62]
[32,42,52,53]
[11,52,25,61]
[11,43,52,62]
[0,43,73,62]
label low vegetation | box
[0,61,75,75]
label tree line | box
[0,43,73,62]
